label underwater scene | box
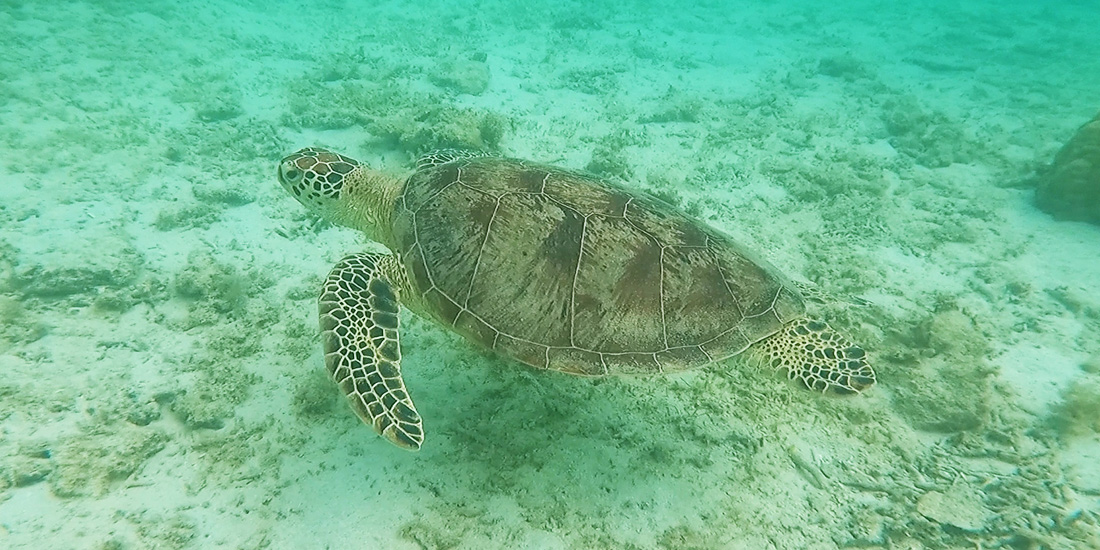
[1,0,1099,548]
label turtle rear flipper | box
[756,318,876,394]
[319,253,423,450]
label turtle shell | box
[390,157,805,375]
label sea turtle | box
[277,147,875,450]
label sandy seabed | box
[1,1,1099,548]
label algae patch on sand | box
[48,424,168,498]
[1051,373,1100,436]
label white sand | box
[1,1,1099,548]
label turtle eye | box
[280,162,303,184]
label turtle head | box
[277,147,401,245]
[278,147,362,213]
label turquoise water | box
[2,0,1099,548]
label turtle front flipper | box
[415,149,494,170]
[319,253,423,450]
[757,318,876,394]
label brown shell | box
[390,157,805,376]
